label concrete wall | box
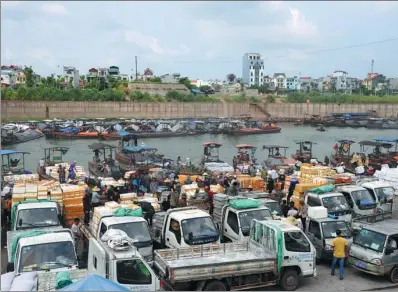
[2,101,398,120]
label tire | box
[203,280,227,291]
[389,266,398,283]
[280,269,299,291]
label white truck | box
[6,229,78,275]
[79,214,153,264]
[357,180,395,213]
[150,207,220,249]
[213,195,274,242]
[154,219,317,291]
[7,200,62,251]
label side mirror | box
[7,262,14,272]
[385,247,395,255]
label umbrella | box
[61,274,129,291]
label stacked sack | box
[61,184,86,226]
[375,167,398,189]
[213,193,228,224]
[3,174,39,184]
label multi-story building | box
[242,53,265,87]
[286,76,300,91]
[108,66,120,78]
[1,65,40,88]
[273,73,286,90]
[135,68,154,81]
[63,66,80,88]
[363,73,386,91]
[299,77,313,92]
[387,78,398,95]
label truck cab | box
[257,198,282,217]
[336,185,377,217]
[221,205,273,242]
[11,201,61,231]
[89,236,160,291]
[80,215,153,264]
[305,215,353,263]
[7,229,78,274]
[359,181,395,213]
[348,219,398,283]
[151,207,220,249]
[304,191,352,222]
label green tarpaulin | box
[113,207,143,217]
[309,184,334,194]
[56,271,72,289]
[228,199,261,209]
[10,230,49,263]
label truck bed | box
[36,268,88,291]
[154,242,276,283]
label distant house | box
[363,73,386,90]
[108,66,120,78]
[273,73,286,90]
[161,73,181,84]
[63,66,80,88]
[220,83,241,94]
[286,76,300,91]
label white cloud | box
[124,30,190,56]
[285,8,319,39]
[41,3,68,15]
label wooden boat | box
[37,146,70,181]
[262,145,293,171]
[292,140,317,163]
[1,128,44,146]
[88,143,122,180]
[54,130,108,139]
[229,127,281,136]
[101,130,198,140]
[1,150,30,176]
[235,144,257,174]
[330,139,356,168]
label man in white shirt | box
[287,201,299,217]
[71,218,81,238]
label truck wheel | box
[203,280,227,291]
[280,269,299,291]
[389,266,398,283]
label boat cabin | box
[374,138,398,154]
[42,147,70,166]
[89,143,117,166]
[359,140,393,157]
[202,142,223,163]
[235,144,257,164]
[1,150,30,176]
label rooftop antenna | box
[371,59,374,73]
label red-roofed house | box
[363,73,386,90]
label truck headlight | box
[371,258,382,266]
[325,244,333,251]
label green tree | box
[199,85,211,92]
[151,77,162,83]
[23,66,35,87]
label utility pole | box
[371,59,374,73]
[135,56,138,81]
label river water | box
[3,123,398,171]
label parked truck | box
[150,207,220,249]
[213,195,274,242]
[357,180,395,213]
[6,228,78,274]
[154,219,317,291]
[79,213,153,264]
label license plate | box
[355,260,366,269]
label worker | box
[140,201,155,226]
[331,229,349,280]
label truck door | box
[223,209,240,242]
[113,257,158,292]
[88,238,107,277]
[283,230,315,277]
[306,220,322,259]
[165,218,182,248]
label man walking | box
[331,229,349,280]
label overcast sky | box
[1,1,398,80]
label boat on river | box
[54,129,108,139]
[88,143,122,180]
[1,149,30,176]
[37,146,70,181]
[100,130,197,140]
[1,128,44,145]
[228,126,281,135]
[262,145,294,171]
[292,140,317,163]
[235,144,257,174]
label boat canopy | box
[1,150,30,156]
[294,140,317,145]
[262,145,289,149]
[359,140,392,147]
[203,142,222,147]
[89,143,117,150]
[336,139,355,144]
[59,127,79,133]
[374,138,398,143]
[236,144,256,149]
[124,145,155,152]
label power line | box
[170,37,398,64]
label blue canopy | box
[374,138,398,143]
[118,130,130,136]
[0,150,30,156]
[124,145,155,152]
[60,274,129,291]
[60,127,79,133]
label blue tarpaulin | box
[124,145,155,152]
[0,150,30,156]
[374,138,398,143]
[60,274,129,291]
[118,130,130,136]
[60,127,79,133]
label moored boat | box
[1,149,31,176]
[37,146,70,181]
[229,127,281,135]
[54,129,107,139]
[88,142,122,180]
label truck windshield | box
[16,208,59,230]
[351,190,376,209]
[354,229,386,253]
[239,209,273,236]
[265,202,282,215]
[116,259,152,285]
[109,222,152,247]
[19,241,77,273]
[321,221,352,239]
[374,187,394,202]
[181,217,219,245]
[322,196,350,212]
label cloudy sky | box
[1,1,398,80]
